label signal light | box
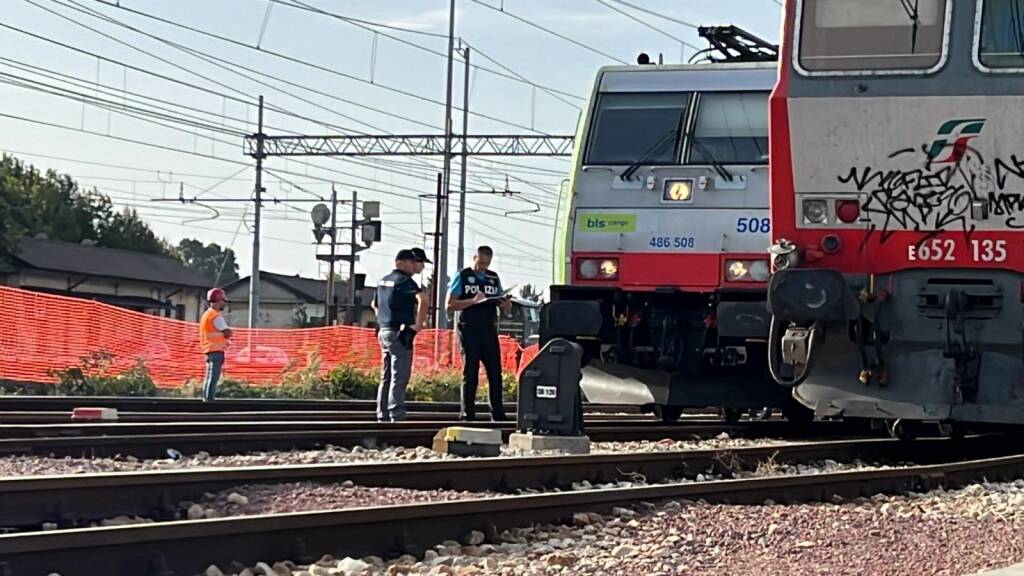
[836,200,861,224]
[803,199,828,224]
[663,179,693,202]
[725,259,770,282]
[578,258,620,280]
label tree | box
[0,154,173,259]
[176,238,239,285]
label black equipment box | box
[516,337,585,436]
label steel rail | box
[0,436,1004,532]
[0,396,642,414]
[0,421,873,458]
[2,437,1023,575]
[0,410,657,425]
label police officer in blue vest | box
[446,245,512,421]
[371,249,429,422]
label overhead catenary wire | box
[466,0,629,64]
[0,20,348,133]
[27,0,431,134]
[0,70,249,138]
[20,0,570,210]
[465,42,582,111]
[603,0,701,30]
[0,89,558,228]
[74,0,553,134]
[271,0,585,102]
[2,8,561,254]
[0,56,525,207]
[590,0,700,53]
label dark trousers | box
[203,351,224,401]
[458,324,505,420]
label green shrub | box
[325,363,378,399]
[18,349,519,402]
[48,351,157,397]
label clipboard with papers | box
[484,284,517,302]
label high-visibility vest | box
[200,309,228,353]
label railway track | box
[0,409,666,425]
[2,434,1022,575]
[0,396,642,415]
[0,420,873,458]
[0,435,1006,532]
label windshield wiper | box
[691,138,734,182]
[1012,0,1024,57]
[620,128,677,181]
[899,0,921,53]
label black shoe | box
[490,414,508,423]
[459,415,476,422]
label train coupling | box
[782,327,811,367]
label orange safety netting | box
[0,286,522,387]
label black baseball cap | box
[410,247,432,264]
[395,249,417,262]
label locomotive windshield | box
[798,0,947,72]
[585,92,689,165]
[689,92,769,165]
[979,0,1024,69]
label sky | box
[0,0,783,294]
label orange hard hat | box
[207,287,226,302]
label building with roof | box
[223,271,376,328]
[0,237,210,320]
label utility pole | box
[249,95,265,329]
[456,45,470,272]
[324,185,338,326]
[430,172,443,327]
[349,189,358,325]
[436,0,456,330]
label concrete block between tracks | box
[432,427,502,457]
[509,432,591,455]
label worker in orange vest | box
[200,288,233,401]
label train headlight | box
[802,199,828,225]
[725,259,770,282]
[578,258,620,280]
[750,260,770,281]
[663,179,693,203]
[599,259,619,279]
[578,259,599,279]
[726,260,750,281]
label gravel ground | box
[205,481,1024,576]
[63,457,897,531]
[177,483,490,521]
[0,434,794,477]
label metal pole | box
[325,185,338,326]
[430,172,443,328]
[349,190,358,326]
[456,46,470,272]
[248,95,264,329]
[436,0,456,330]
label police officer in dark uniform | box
[446,245,511,421]
[371,249,428,422]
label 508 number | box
[736,217,770,234]
[649,236,695,249]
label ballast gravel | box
[207,481,1024,576]
[0,434,793,477]
[182,483,489,520]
